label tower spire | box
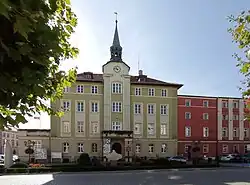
[110,12,122,61]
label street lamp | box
[24,140,35,164]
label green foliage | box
[0,0,79,128]
[228,10,250,98]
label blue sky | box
[20,0,249,129]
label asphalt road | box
[1,168,250,185]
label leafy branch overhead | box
[228,10,250,97]
[0,0,79,128]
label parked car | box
[220,154,239,162]
[168,156,187,163]
[0,154,19,163]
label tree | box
[0,0,79,128]
[228,11,250,100]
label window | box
[203,100,209,107]
[203,127,209,137]
[91,122,99,134]
[134,123,142,134]
[233,102,239,108]
[233,115,239,120]
[112,102,122,112]
[148,144,154,153]
[244,128,249,138]
[161,144,167,153]
[203,113,209,120]
[76,101,84,112]
[135,88,141,96]
[62,121,70,133]
[160,105,168,115]
[78,143,84,153]
[33,140,42,150]
[233,145,239,153]
[92,143,97,153]
[112,83,122,94]
[222,145,228,153]
[185,100,191,107]
[11,140,14,147]
[233,127,238,137]
[63,142,69,153]
[148,123,155,135]
[148,88,155,96]
[244,145,248,153]
[63,101,70,111]
[222,114,228,120]
[134,104,141,114]
[91,102,99,112]
[222,101,228,108]
[147,104,154,114]
[185,126,191,137]
[161,89,167,97]
[160,124,167,135]
[76,85,84,93]
[63,87,70,93]
[16,141,18,147]
[135,144,141,153]
[184,144,191,153]
[76,121,84,133]
[91,86,98,94]
[185,112,191,119]
[112,122,122,130]
[203,144,209,153]
[221,127,227,137]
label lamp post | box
[24,140,35,164]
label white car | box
[168,156,187,163]
[220,154,237,161]
[0,154,19,163]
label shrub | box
[153,158,171,166]
[10,162,28,168]
[78,153,91,166]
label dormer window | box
[83,72,93,79]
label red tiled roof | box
[76,72,183,89]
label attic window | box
[138,75,147,82]
[83,72,93,79]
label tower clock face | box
[113,66,121,73]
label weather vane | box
[114,12,118,23]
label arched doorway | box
[112,142,122,154]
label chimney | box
[138,70,143,76]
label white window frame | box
[203,144,209,153]
[91,121,99,134]
[148,144,154,153]
[135,88,141,96]
[185,99,191,107]
[222,127,228,137]
[148,88,155,96]
[134,123,142,134]
[111,121,122,131]
[222,101,228,108]
[147,123,155,135]
[78,143,84,153]
[112,102,122,112]
[147,104,154,115]
[203,127,209,137]
[112,83,122,94]
[134,104,141,114]
[32,140,42,150]
[91,102,99,112]
[161,143,167,153]
[244,145,248,153]
[203,100,209,107]
[185,126,191,137]
[222,114,228,120]
[76,101,84,112]
[185,112,191,119]
[233,127,238,137]
[233,114,239,120]
[160,124,167,135]
[161,89,167,97]
[62,121,70,133]
[92,143,98,153]
[63,101,70,112]
[244,128,249,138]
[160,105,168,115]
[63,87,70,93]
[233,102,239,108]
[203,113,209,120]
[63,142,69,153]
[76,85,84,93]
[222,145,228,153]
[135,144,141,153]
[76,121,84,133]
[91,85,98,94]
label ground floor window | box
[92,143,97,152]
[222,144,228,153]
[135,144,141,154]
[184,144,191,153]
[203,144,209,154]
[148,144,154,153]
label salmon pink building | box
[177,95,218,157]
